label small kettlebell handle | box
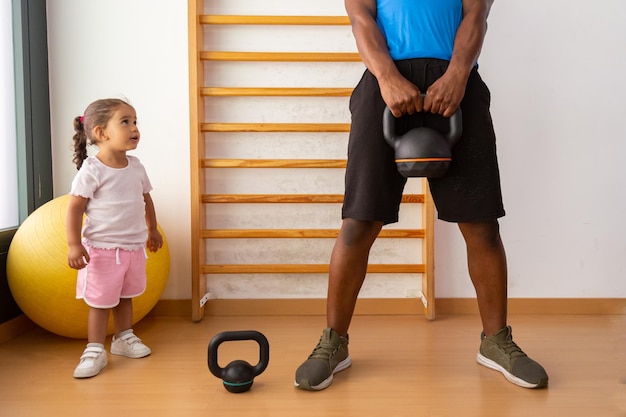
[382,98,462,146]
[208,330,270,378]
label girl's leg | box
[110,298,151,358]
[112,298,133,336]
[87,307,110,344]
[76,307,110,378]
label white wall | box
[435,0,626,298]
[47,1,626,300]
[47,0,191,299]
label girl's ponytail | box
[72,116,88,170]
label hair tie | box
[79,116,85,123]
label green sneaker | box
[477,325,548,388]
[294,327,352,391]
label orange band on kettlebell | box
[395,158,452,163]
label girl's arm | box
[66,195,90,269]
[144,193,163,252]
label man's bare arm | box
[450,0,493,76]
[425,0,494,116]
[345,0,423,117]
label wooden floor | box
[1,313,625,417]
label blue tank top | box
[376,0,462,61]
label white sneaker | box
[111,330,151,358]
[74,343,107,378]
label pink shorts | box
[76,247,147,308]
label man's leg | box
[295,218,382,390]
[459,219,549,388]
[458,219,507,336]
[327,218,384,336]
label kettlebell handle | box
[208,330,270,378]
[382,100,462,146]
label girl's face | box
[98,105,140,152]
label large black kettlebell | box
[383,102,462,178]
[208,330,270,393]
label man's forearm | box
[345,0,403,84]
[448,1,493,76]
[350,14,398,82]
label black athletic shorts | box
[342,58,505,224]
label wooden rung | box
[201,264,425,274]
[201,122,351,132]
[204,194,344,203]
[203,159,346,168]
[200,51,361,62]
[201,87,353,97]
[202,229,425,239]
[202,194,425,204]
[200,15,350,26]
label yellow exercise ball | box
[6,194,170,339]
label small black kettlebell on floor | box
[208,330,270,393]
[383,103,462,178]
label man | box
[294,0,548,391]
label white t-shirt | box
[69,155,153,250]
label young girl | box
[66,98,163,379]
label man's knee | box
[340,218,383,247]
[458,220,502,248]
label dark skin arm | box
[345,0,493,118]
